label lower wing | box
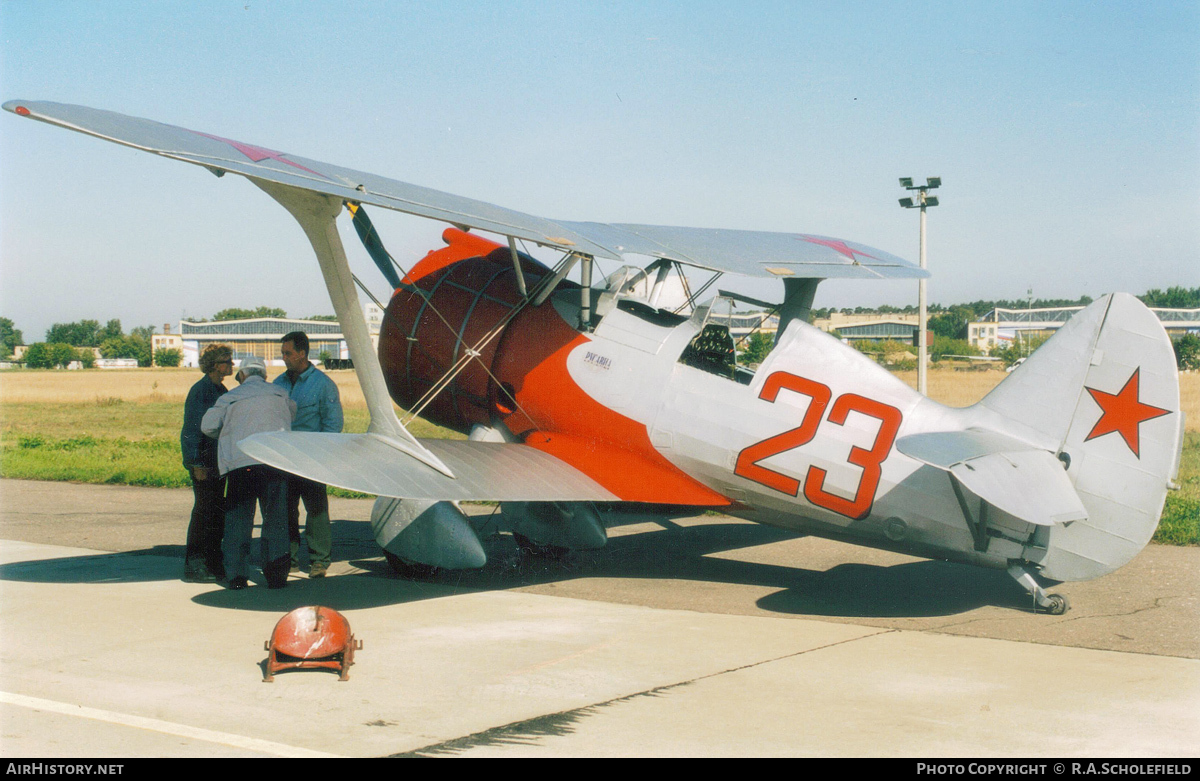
[238,432,619,501]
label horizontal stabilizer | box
[897,430,1087,527]
[238,432,619,502]
[897,428,1038,468]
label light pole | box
[899,176,940,395]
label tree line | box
[10,318,165,368]
[4,288,1197,369]
[1,307,339,368]
[916,286,1200,342]
[798,288,1200,344]
[856,286,1200,370]
[187,306,335,322]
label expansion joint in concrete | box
[396,629,896,757]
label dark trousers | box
[185,469,225,577]
[286,475,331,568]
[223,465,291,586]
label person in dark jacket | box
[180,343,233,582]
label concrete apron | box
[1,539,1197,758]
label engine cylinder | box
[378,228,556,433]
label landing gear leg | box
[383,550,440,580]
[512,532,572,561]
[1007,563,1069,615]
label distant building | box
[834,319,923,344]
[968,306,1200,354]
[813,312,919,332]
[709,310,920,343]
[177,305,382,368]
[151,326,184,366]
[708,311,779,338]
[968,321,1002,353]
[364,303,385,336]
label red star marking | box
[1083,368,1171,458]
[796,235,877,262]
[194,131,328,179]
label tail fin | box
[976,293,1183,581]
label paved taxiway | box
[1,479,1197,757]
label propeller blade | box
[347,202,404,290]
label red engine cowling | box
[378,227,568,434]
[378,228,729,506]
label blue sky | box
[2,1,1197,341]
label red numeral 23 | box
[734,371,902,520]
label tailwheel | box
[384,550,441,580]
[1043,593,1069,616]
[1008,562,1070,615]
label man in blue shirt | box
[274,331,344,578]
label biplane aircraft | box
[5,100,1185,613]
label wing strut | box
[777,278,821,342]
[580,254,594,331]
[507,236,528,298]
[251,178,454,478]
[532,252,581,305]
[949,472,991,552]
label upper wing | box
[557,223,926,280]
[4,100,926,281]
[4,100,616,260]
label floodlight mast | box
[898,176,941,395]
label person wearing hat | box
[201,355,297,590]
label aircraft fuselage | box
[377,230,1033,574]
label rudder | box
[976,294,1183,581]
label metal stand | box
[263,606,363,682]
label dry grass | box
[2,365,1196,432]
[893,365,1199,433]
[0,367,368,407]
[890,365,1006,408]
[1181,372,1200,433]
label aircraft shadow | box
[753,561,1024,617]
[442,521,1027,619]
[0,545,184,584]
[2,517,1028,617]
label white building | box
[968,306,1200,354]
[177,304,383,368]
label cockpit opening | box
[676,296,758,385]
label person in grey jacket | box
[201,356,297,590]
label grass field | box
[1,365,1196,544]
